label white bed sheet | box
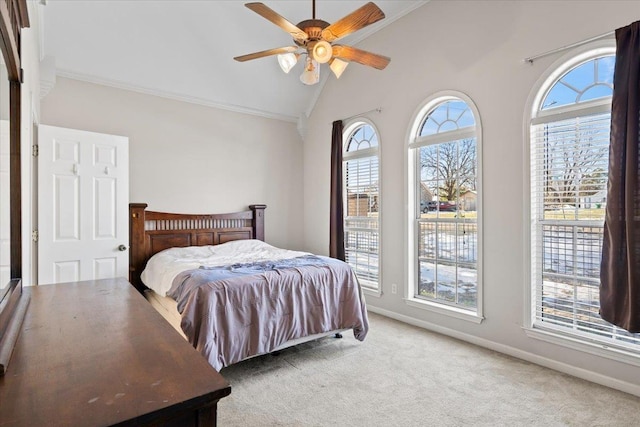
[140,239,310,296]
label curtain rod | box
[523,30,614,64]
[343,107,382,121]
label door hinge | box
[32,144,39,157]
[32,230,38,242]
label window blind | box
[531,112,640,348]
[344,155,379,288]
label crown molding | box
[55,69,299,123]
[51,2,430,127]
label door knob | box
[118,244,128,251]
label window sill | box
[405,297,484,324]
[524,326,640,367]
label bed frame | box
[128,202,349,365]
[129,203,266,293]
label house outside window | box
[343,121,380,290]
[407,93,482,322]
[527,45,640,357]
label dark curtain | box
[600,20,640,332]
[329,120,345,261]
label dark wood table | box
[0,278,231,426]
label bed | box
[129,203,369,371]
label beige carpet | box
[217,312,639,426]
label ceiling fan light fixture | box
[300,56,320,85]
[329,58,348,79]
[236,1,390,85]
[311,40,332,64]
[277,52,299,73]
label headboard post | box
[129,203,148,293]
[249,204,267,241]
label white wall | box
[303,1,640,393]
[41,78,304,251]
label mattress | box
[144,289,186,340]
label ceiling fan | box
[234,1,391,85]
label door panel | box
[38,125,129,285]
[54,174,79,240]
[54,260,79,283]
[94,257,117,279]
[95,177,116,239]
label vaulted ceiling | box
[42,1,427,123]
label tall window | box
[343,122,379,290]
[529,49,640,351]
[408,94,481,318]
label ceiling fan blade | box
[245,3,309,43]
[234,46,298,62]
[332,45,390,70]
[321,2,385,42]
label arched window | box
[408,93,482,321]
[528,46,640,351]
[343,122,380,291]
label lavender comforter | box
[167,255,368,370]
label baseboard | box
[366,305,640,397]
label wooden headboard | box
[129,203,266,293]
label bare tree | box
[420,139,477,201]
[543,123,609,206]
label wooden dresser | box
[0,278,231,426]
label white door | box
[38,125,129,285]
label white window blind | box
[530,112,640,348]
[344,124,379,289]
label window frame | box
[406,91,484,323]
[523,40,640,365]
[343,119,382,296]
